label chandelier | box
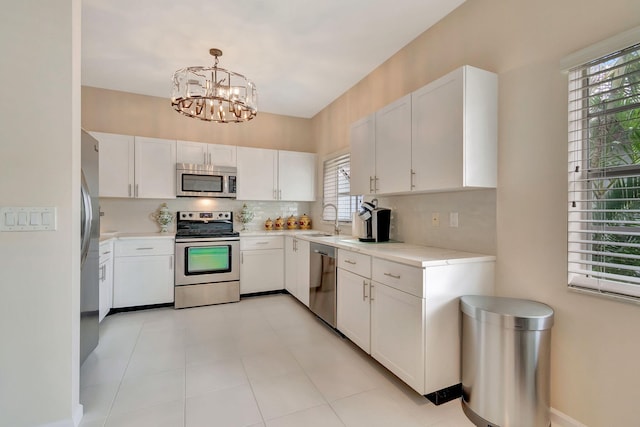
[171,48,257,123]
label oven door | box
[175,238,240,285]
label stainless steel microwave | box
[176,163,237,198]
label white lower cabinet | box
[337,268,371,352]
[98,240,114,322]
[284,236,310,306]
[336,247,494,397]
[370,281,425,392]
[113,238,175,308]
[240,236,284,294]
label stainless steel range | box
[174,211,240,309]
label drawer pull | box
[344,259,356,265]
[362,280,367,301]
[370,284,375,301]
[384,272,401,279]
[136,247,154,250]
[255,241,269,245]
[101,250,112,255]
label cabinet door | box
[337,268,371,353]
[240,249,284,294]
[411,69,463,191]
[349,114,376,195]
[295,239,310,306]
[236,147,277,200]
[278,151,316,201]
[95,132,134,197]
[176,140,208,165]
[284,237,297,297]
[113,254,174,307]
[375,94,412,194]
[208,144,237,167]
[371,281,425,393]
[134,137,177,199]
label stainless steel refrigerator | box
[80,130,99,365]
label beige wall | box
[0,1,82,426]
[82,86,314,152]
[311,0,640,425]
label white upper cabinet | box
[375,94,412,194]
[134,137,177,199]
[278,150,316,201]
[236,147,278,200]
[411,65,497,191]
[236,146,316,201]
[176,140,237,167]
[349,65,497,196]
[350,114,376,195]
[94,132,176,198]
[95,132,135,198]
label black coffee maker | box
[357,199,391,242]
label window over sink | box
[323,152,362,222]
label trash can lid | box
[460,295,554,330]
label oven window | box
[182,174,223,193]
[186,246,231,274]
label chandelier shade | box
[171,49,257,123]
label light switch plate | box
[0,207,57,231]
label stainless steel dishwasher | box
[309,242,336,328]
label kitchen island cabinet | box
[112,237,174,308]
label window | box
[322,153,362,222]
[567,41,640,301]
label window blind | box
[568,42,640,300]
[323,153,361,222]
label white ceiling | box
[82,0,465,118]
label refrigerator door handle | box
[80,170,93,267]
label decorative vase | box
[286,215,297,229]
[264,218,274,230]
[237,203,254,231]
[274,217,284,230]
[151,203,174,233]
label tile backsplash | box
[99,198,312,234]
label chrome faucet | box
[323,203,340,235]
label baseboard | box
[551,407,588,427]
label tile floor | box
[79,293,475,427]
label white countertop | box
[240,230,496,268]
[100,229,495,268]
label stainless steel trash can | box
[460,296,554,427]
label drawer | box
[241,236,284,250]
[99,241,113,259]
[338,249,371,278]
[372,258,424,298]
[115,239,174,257]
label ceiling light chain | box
[171,48,257,123]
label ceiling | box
[82,0,465,119]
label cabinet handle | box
[374,176,379,192]
[169,255,173,270]
[384,272,401,279]
[136,247,154,250]
[256,241,269,245]
[101,250,111,255]
[135,184,139,197]
[293,239,297,251]
[273,189,277,200]
[128,184,132,197]
[411,169,416,189]
[241,252,244,264]
[369,176,374,193]
[370,284,375,301]
[362,280,367,301]
[344,259,356,265]
[279,189,282,200]
[204,152,208,164]
[209,153,212,164]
